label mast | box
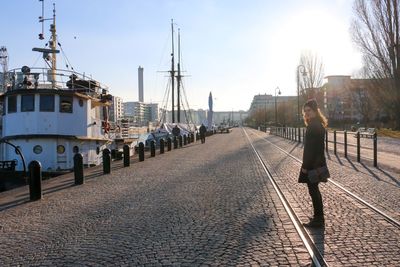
[50,3,57,88]
[177,28,181,123]
[170,19,175,123]
[35,1,59,89]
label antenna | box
[0,46,9,92]
[38,0,45,39]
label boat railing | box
[4,67,109,94]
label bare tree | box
[351,0,400,129]
[299,50,325,101]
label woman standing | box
[298,99,329,228]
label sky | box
[1,0,362,111]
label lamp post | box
[297,65,307,125]
[275,87,281,126]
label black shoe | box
[303,217,325,228]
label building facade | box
[123,101,158,127]
[322,75,382,123]
[248,94,297,115]
[109,96,124,122]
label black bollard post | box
[183,135,187,145]
[191,133,195,143]
[29,160,42,201]
[344,130,348,158]
[292,128,294,140]
[174,137,178,149]
[103,148,111,174]
[334,130,337,155]
[298,127,301,143]
[373,132,377,167]
[187,134,191,144]
[150,140,156,157]
[160,139,165,154]
[325,130,328,151]
[74,153,84,185]
[139,142,145,161]
[167,137,172,151]
[179,135,183,148]
[357,131,361,162]
[302,128,305,143]
[123,144,130,167]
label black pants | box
[200,135,205,143]
[307,182,324,218]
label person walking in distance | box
[199,124,207,144]
[298,99,329,228]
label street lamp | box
[275,87,281,126]
[297,64,307,125]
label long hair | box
[303,99,328,128]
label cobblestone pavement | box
[0,129,311,266]
[246,128,400,266]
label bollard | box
[344,130,348,158]
[173,136,178,149]
[183,135,187,145]
[302,128,305,143]
[139,142,145,161]
[74,153,84,185]
[150,140,156,157]
[196,133,200,141]
[298,127,301,143]
[191,133,195,143]
[167,137,172,151]
[187,134,191,144]
[292,128,294,140]
[29,160,42,201]
[373,132,377,167]
[160,139,165,154]
[357,131,361,162]
[103,148,111,174]
[179,135,183,148]
[123,144,130,167]
[325,130,328,151]
[334,130,337,155]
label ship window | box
[8,96,17,113]
[33,145,43,154]
[60,96,73,113]
[21,95,35,112]
[57,145,65,154]
[40,95,55,112]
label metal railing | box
[269,126,378,167]
[4,67,109,94]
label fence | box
[269,126,378,167]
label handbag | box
[308,165,330,183]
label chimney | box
[138,66,144,102]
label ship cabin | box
[0,67,112,172]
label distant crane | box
[0,46,8,92]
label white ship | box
[0,2,114,174]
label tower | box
[138,66,144,102]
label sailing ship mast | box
[177,28,182,123]
[170,19,175,123]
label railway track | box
[243,128,329,267]
[248,128,400,229]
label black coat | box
[298,118,327,183]
[199,125,207,135]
